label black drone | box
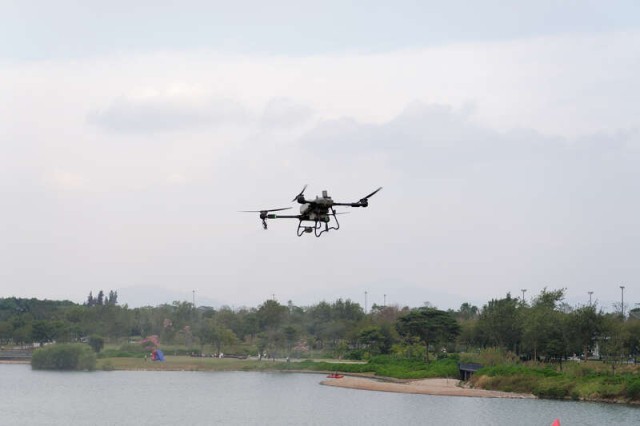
[242,185,382,237]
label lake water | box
[1,364,638,425]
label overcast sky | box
[1,1,639,311]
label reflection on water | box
[1,364,638,425]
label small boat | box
[326,373,344,379]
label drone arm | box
[266,214,301,219]
[333,201,366,208]
[333,187,381,208]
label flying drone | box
[242,185,382,237]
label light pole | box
[588,291,593,305]
[383,294,386,308]
[521,289,527,305]
[620,285,625,318]
[365,291,368,314]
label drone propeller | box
[357,187,382,207]
[240,207,292,213]
[362,187,382,200]
[240,207,292,230]
[292,184,308,202]
[240,207,292,218]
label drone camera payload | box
[241,186,382,237]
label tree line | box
[1,288,638,363]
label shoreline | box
[4,358,530,399]
[320,376,536,399]
[7,358,635,404]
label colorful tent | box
[151,349,165,361]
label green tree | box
[256,300,287,353]
[569,305,603,360]
[624,319,640,359]
[12,324,33,346]
[106,290,118,305]
[282,325,299,355]
[31,320,56,346]
[88,334,105,353]
[257,300,287,331]
[358,326,390,356]
[599,314,629,373]
[476,293,522,352]
[396,307,460,362]
[198,319,238,354]
[456,302,479,321]
[0,320,12,344]
[521,289,566,360]
[86,292,95,307]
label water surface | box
[1,364,638,425]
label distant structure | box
[458,363,483,381]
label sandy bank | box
[321,376,535,399]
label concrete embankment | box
[0,349,32,362]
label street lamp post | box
[588,291,593,305]
[521,289,527,305]
[620,286,625,318]
[364,291,368,314]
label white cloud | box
[3,30,639,139]
[88,91,251,133]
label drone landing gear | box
[296,208,341,237]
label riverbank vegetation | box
[2,289,639,402]
[468,353,640,403]
[94,354,459,379]
[31,344,96,371]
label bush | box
[344,349,365,360]
[535,385,568,399]
[533,379,572,399]
[88,335,104,353]
[478,364,560,378]
[624,378,640,400]
[31,344,96,371]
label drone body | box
[242,186,382,237]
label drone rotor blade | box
[362,187,382,200]
[239,207,292,213]
[292,184,308,202]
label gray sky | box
[1,1,638,311]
